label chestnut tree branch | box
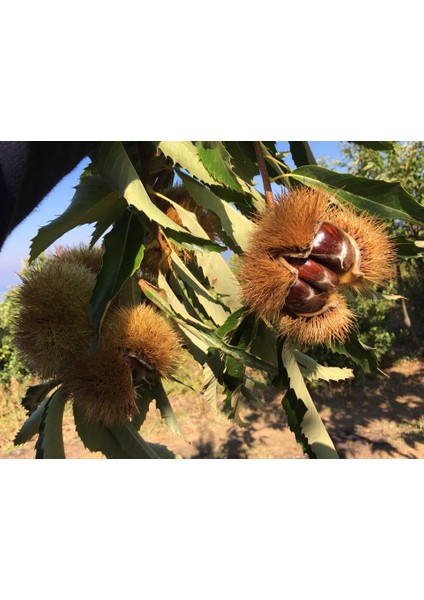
[253,141,275,207]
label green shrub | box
[0,289,29,385]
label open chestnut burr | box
[239,188,396,346]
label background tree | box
[325,142,424,360]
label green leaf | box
[156,141,217,185]
[179,172,254,252]
[141,278,276,374]
[349,141,395,152]
[288,165,424,225]
[14,397,49,446]
[109,422,174,459]
[162,272,203,322]
[90,197,127,248]
[289,142,317,167]
[194,250,242,313]
[141,278,214,332]
[144,442,179,459]
[216,307,246,338]
[184,321,277,375]
[226,311,257,349]
[164,228,224,253]
[170,252,230,327]
[293,349,354,382]
[202,361,221,411]
[282,389,311,456]
[395,236,424,258]
[35,387,67,459]
[73,403,131,458]
[151,381,184,439]
[154,274,209,364]
[131,387,155,430]
[197,142,242,191]
[331,330,383,375]
[92,142,220,250]
[248,319,278,368]
[21,381,57,415]
[155,189,226,252]
[30,176,122,261]
[118,275,143,307]
[225,355,245,379]
[225,385,249,427]
[282,341,338,459]
[224,141,259,181]
[89,206,145,350]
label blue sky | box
[0,141,343,298]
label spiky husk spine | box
[103,304,182,380]
[327,204,396,290]
[63,305,182,426]
[239,188,396,346]
[279,292,355,346]
[13,259,96,378]
[62,348,137,427]
[54,244,104,274]
[13,247,183,426]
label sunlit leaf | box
[216,307,245,338]
[202,362,221,411]
[294,349,354,382]
[288,166,424,225]
[194,251,242,312]
[197,141,242,191]
[282,340,338,459]
[156,141,217,185]
[248,319,278,367]
[151,380,184,439]
[331,330,383,375]
[30,176,122,261]
[141,278,276,374]
[170,252,230,327]
[89,206,145,350]
[35,387,67,459]
[158,272,207,326]
[92,142,221,250]
[178,172,254,252]
[225,385,249,427]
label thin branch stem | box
[253,141,275,207]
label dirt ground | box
[1,357,423,460]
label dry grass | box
[0,378,31,452]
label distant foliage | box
[319,142,424,364]
[0,289,29,384]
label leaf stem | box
[253,142,275,207]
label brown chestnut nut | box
[311,222,358,273]
[285,257,339,292]
[239,188,396,346]
[285,279,333,316]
